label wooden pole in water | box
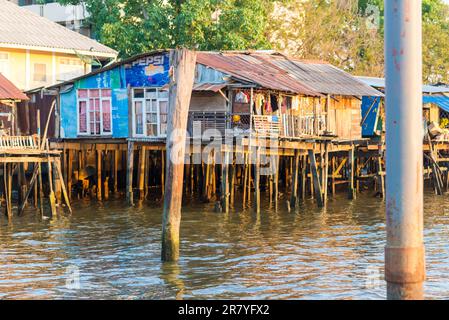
[254,146,261,214]
[290,150,300,209]
[138,146,146,201]
[97,149,102,201]
[308,149,323,207]
[323,142,329,202]
[36,110,44,217]
[113,150,119,193]
[348,145,356,200]
[67,149,73,200]
[126,141,134,205]
[161,49,196,262]
[54,158,72,214]
[221,150,230,213]
[385,0,425,300]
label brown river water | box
[1,191,449,300]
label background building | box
[8,0,91,37]
[0,0,117,91]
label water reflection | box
[0,191,448,299]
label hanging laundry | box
[270,94,279,112]
[280,96,288,114]
[235,91,249,103]
[255,93,264,115]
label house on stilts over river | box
[0,72,71,218]
[18,49,389,211]
[357,76,449,196]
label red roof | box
[0,73,28,101]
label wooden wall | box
[326,96,362,140]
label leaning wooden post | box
[161,49,196,262]
[308,149,324,207]
[385,0,425,300]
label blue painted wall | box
[59,52,170,139]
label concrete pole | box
[385,0,425,300]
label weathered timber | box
[161,49,197,262]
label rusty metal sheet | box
[196,52,321,96]
[193,83,227,92]
[0,73,28,101]
[272,58,384,97]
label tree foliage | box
[269,0,449,83]
[59,0,449,83]
[58,0,274,57]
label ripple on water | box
[0,192,448,299]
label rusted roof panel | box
[272,57,383,97]
[196,52,321,96]
[0,73,28,101]
[193,83,227,92]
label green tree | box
[269,0,449,83]
[58,0,274,57]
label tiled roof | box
[0,0,117,58]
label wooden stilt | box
[113,150,119,193]
[348,146,356,200]
[254,146,261,214]
[242,153,248,207]
[290,150,300,209]
[47,153,57,216]
[301,155,307,200]
[38,162,44,217]
[97,149,102,201]
[221,150,230,213]
[67,149,73,200]
[126,141,134,205]
[18,164,27,207]
[323,142,329,203]
[4,163,11,218]
[54,158,72,214]
[230,158,235,208]
[308,149,324,207]
[274,154,279,210]
[33,165,38,208]
[161,150,165,198]
[138,146,146,201]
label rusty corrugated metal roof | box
[193,83,227,92]
[0,73,28,101]
[197,52,321,96]
[271,55,384,96]
[197,51,383,97]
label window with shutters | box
[77,89,112,136]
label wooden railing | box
[280,114,326,137]
[253,115,281,137]
[0,135,40,150]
